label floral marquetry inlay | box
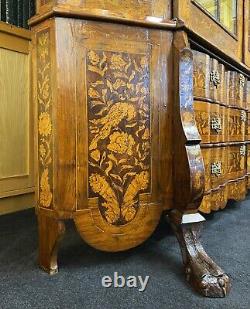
[87,50,151,225]
[37,31,53,208]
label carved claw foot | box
[185,253,231,297]
[169,211,231,298]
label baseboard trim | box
[0,193,35,215]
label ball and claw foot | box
[169,211,231,298]
[185,258,231,297]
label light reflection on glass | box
[195,0,237,34]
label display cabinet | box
[29,0,250,298]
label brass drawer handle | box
[240,110,247,122]
[210,117,222,133]
[211,162,222,176]
[210,70,221,88]
[240,145,246,156]
[239,74,245,88]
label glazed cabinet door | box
[174,0,243,62]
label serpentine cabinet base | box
[30,1,233,298]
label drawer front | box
[228,108,246,142]
[194,101,210,143]
[193,49,249,214]
[228,71,237,107]
[247,144,250,174]
[210,186,227,211]
[209,58,225,103]
[228,72,247,109]
[247,112,250,141]
[247,81,250,111]
[227,178,247,201]
[199,187,227,214]
[210,146,227,189]
[210,103,225,143]
[235,73,247,109]
[193,50,210,99]
[193,50,226,103]
[227,144,246,180]
[194,102,227,144]
[201,147,211,192]
[202,146,227,192]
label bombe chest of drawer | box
[193,50,250,213]
[29,0,250,298]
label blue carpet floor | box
[0,196,250,309]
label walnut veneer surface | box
[193,50,250,213]
[28,0,250,298]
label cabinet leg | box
[37,212,65,275]
[169,211,231,298]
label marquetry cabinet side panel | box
[32,16,174,222]
[31,17,174,252]
[32,19,58,214]
[64,18,173,213]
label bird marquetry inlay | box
[86,50,151,226]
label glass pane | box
[220,0,237,33]
[195,0,237,34]
[195,0,218,18]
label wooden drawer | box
[247,81,250,111]
[201,147,211,192]
[228,108,246,142]
[194,100,210,143]
[194,101,227,144]
[227,144,246,180]
[235,73,247,109]
[199,186,227,214]
[193,50,210,100]
[210,58,225,103]
[193,50,225,103]
[246,112,250,141]
[227,178,247,201]
[210,186,227,212]
[247,143,250,175]
[202,145,227,192]
[228,72,247,109]
[227,71,237,107]
[210,146,227,190]
[210,103,226,143]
